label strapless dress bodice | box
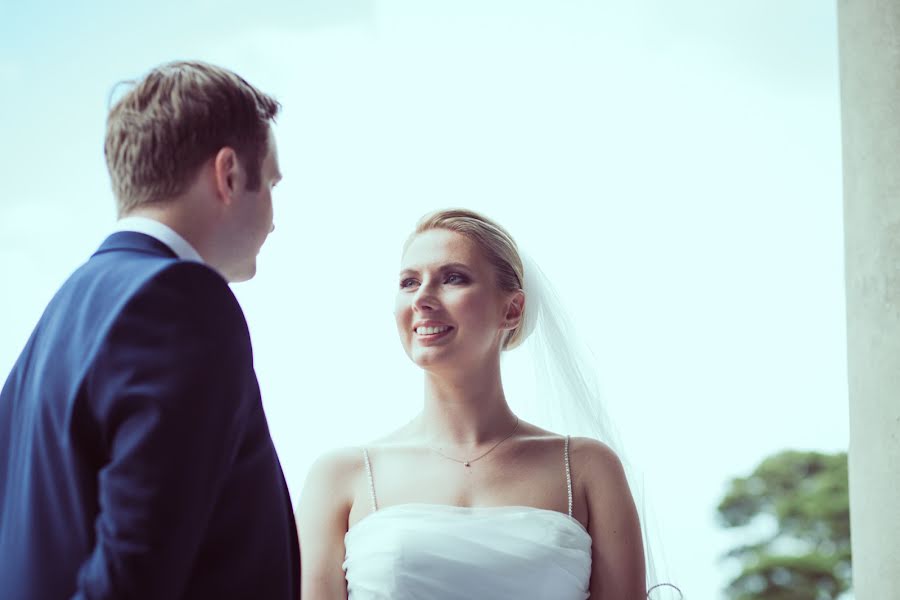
[343,503,592,600]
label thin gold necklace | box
[428,416,521,468]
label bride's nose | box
[413,284,439,312]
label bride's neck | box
[418,367,516,445]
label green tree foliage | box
[716,450,851,599]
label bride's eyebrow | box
[399,263,472,278]
[438,262,472,272]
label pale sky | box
[1,1,846,597]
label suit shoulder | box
[72,256,235,321]
[143,260,232,296]
[132,261,241,317]
[104,261,249,356]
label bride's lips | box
[413,323,455,345]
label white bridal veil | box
[513,252,683,599]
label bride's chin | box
[411,349,452,368]
[412,353,441,367]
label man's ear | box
[503,290,526,329]
[213,147,240,204]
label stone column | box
[838,0,900,595]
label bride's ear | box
[502,290,525,329]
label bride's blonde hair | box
[410,209,528,350]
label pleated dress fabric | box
[342,437,591,599]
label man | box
[0,61,299,599]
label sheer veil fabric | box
[514,253,682,599]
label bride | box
[297,209,649,599]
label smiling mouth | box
[415,325,453,336]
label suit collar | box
[113,216,204,263]
[92,231,179,259]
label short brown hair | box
[105,61,280,215]
[411,209,527,350]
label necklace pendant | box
[464,461,470,467]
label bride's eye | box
[399,278,418,289]
[445,273,468,284]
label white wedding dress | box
[343,437,592,599]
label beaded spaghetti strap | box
[362,448,378,513]
[564,436,573,517]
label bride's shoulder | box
[566,437,628,484]
[298,446,374,517]
[304,447,368,490]
[567,436,620,460]
[564,438,637,517]
[303,435,412,481]
[520,423,620,462]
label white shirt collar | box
[114,216,205,263]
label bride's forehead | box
[401,230,484,266]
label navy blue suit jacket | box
[0,232,300,599]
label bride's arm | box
[573,438,647,600]
[296,448,360,599]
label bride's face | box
[395,229,512,369]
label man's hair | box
[104,61,280,215]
